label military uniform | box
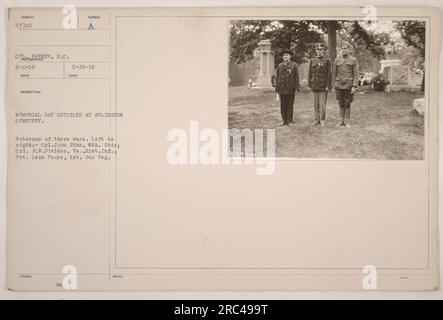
[275,60,299,124]
[332,54,359,123]
[308,55,332,123]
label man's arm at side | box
[353,58,359,88]
[327,59,332,90]
[307,59,312,88]
[294,64,300,92]
[275,65,280,93]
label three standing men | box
[308,43,332,126]
[275,50,299,126]
[275,43,358,128]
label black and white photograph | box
[228,19,426,159]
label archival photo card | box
[6,6,440,291]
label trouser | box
[335,88,354,121]
[313,90,328,122]
[279,93,295,124]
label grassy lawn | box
[228,87,424,159]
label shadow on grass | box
[228,87,424,160]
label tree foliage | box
[229,20,325,65]
[349,21,391,59]
[229,20,390,69]
[395,21,425,56]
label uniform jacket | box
[275,61,299,95]
[308,56,332,91]
[332,55,359,89]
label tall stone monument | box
[256,39,274,88]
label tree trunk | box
[327,21,338,62]
[421,71,425,92]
